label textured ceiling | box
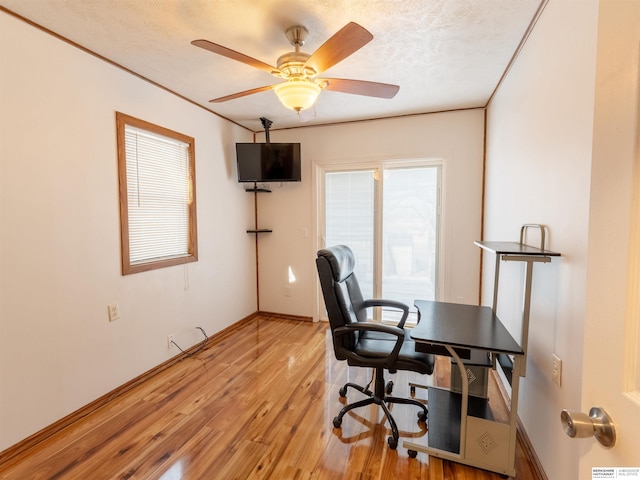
[0,0,544,132]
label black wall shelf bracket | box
[245,187,271,193]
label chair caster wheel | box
[333,416,342,428]
[408,449,418,458]
[417,410,427,422]
[387,436,398,450]
[338,387,347,397]
[385,380,394,395]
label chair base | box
[333,368,428,449]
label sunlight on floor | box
[159,460,184,480]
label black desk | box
[413,300,523,356]
[404,300,524,477]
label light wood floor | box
[0,315,540,479]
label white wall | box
[484,1,599,478]
[254,110,485,317]
[0,11,255,451]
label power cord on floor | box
[170,326,209,358]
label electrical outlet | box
[167,334,174,351]
[552,354,562,387]
[107,303,120,322]
[284,285,292,297]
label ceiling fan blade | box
[192,39,280,75]
[305,22,373,74]
[321,78,399,99]
[210,85,276,103]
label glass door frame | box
[313,158,443,322]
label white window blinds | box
[124,125,192,265]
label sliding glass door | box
[322,162,441,321]
[324,169,377,299]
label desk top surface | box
[474,240,561,257]
[412,300,523,355]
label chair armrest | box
[361,299,410,328]
[333,322,405,367]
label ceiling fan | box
[191,22,399,113]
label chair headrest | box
[317,245,355,283]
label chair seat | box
[354,331,434,375]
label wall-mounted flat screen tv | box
[236,143,301,183]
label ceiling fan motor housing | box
[277,51,316,78]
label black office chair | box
[316,245,434,449]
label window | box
[116,112,197,275]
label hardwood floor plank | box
[125,420,221,479]
[4,399,163,479]
[0,315,542,480]
[208,439,270,480]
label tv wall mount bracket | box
[260,117,273,143]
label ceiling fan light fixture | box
[274,79,321,113]
[193,22,398,114]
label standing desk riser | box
[475,226,561,376]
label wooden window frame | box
[116,112,198,275]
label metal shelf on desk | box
[426,387,494,454]
[474,240,560,257]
